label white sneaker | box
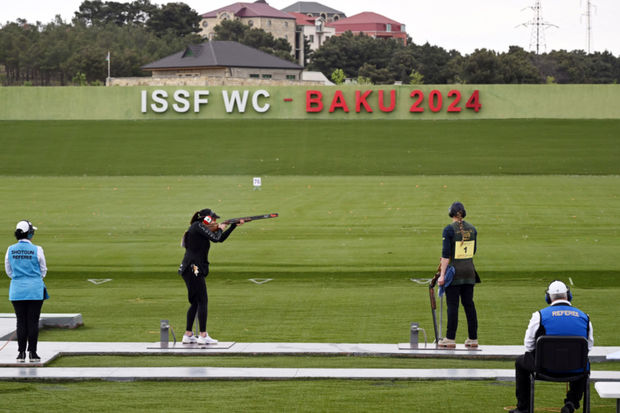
[438,338,456,348]
[464,338,479,348]
[182,334,197,344]
[197,333,218,345]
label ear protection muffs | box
[203,215,214,225]
[448,202,466,218]
[545,280,573,304]
[15,220,36,239]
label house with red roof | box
[328,12,407,45]
[281,2,346,23]
[288,12,335,51]
[199,0,297,49]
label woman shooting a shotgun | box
[178,209,243,345]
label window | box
[401,24,406,32]
[333,15,339,21]
[309,34,314,42]
[386,23,392,32]
[267,20,272,26]
[286,75,296,80]
[248,20,253,27]
[202,20,208,28]
[262,74,272,79]
[284,21,288,27]
[250,74,259,78]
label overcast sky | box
[2,0,618,56]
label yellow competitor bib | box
[454,240,475,259]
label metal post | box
[160,319,170,349]
[410,322,419,348]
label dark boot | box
[560,401,576,413]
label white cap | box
[16,221,37,233]
[547,280,568,295]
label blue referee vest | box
[539,304,589,338]
[7,240,47,301]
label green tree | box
[461,49,504,84]
[358,63,394,84]
[409,42,460,84]
[146,2,200,38]
[330,68,345,84]
[214,20,294,62]
[388,48,416,83]
[409,70,424,84]
[309,32,402,80]
[74,0,157,26]
[585,51,617,83]
[72,71,88,85]
[536,50,589,84]
[212,19,246,42]
[498,46,540,84]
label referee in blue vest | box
[510,280,593,413]
[4,220,49,362]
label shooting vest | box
[449,221,477,285]
[538,304,590,339]
[7,240,47,301]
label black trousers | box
[445,283,478,340]
[11,300,44,352]
[182,272,208,333]
[515,351,587,410]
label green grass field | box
[1,119,619,412]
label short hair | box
[549,292,567,302]
[15,229,29,240]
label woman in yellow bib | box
[437,202,479,348]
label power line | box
[517,0,558,54]
[582,0,597,54]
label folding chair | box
[530,335,590,413]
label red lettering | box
[355,90,373,113]
[306,90,323,112]
[378,90,396,112]
[465,90,482,112]
[329,90,349,113]
[409,90,424,113]
[429,90,442,112]
[447,90,462,112]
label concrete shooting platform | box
[1,340,619,381]
[1,341,620,366]
[0,313,83,341]
[1,365,620,382]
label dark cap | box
[198,209,220,220]
[448,202,466,218]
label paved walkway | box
[1,340,619,365]
[1,340,619,381]
[1,367,620,382]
